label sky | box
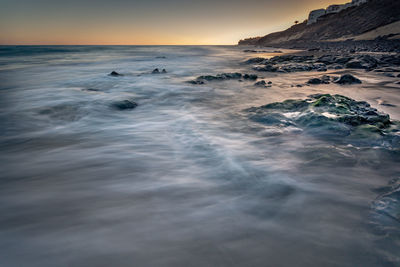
[0,0,349,45]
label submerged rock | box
[245,94,399,146]
[110,71,123,76]
[370,178,400,236]
[112,100,138,110]
[334,74,362,85]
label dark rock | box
[187,80,205,85]
[253,64,278,72]
[162,69,167,73]
[334,74,362,85]
[254,80,271,87]
[244,57,267,64]
[345,60,366,69]
[152,68,160,74]
[307,78,323,85]
[243,74,258,80]
[110,71,122,76]
[307,76,330,85]
[335,57,353,64]
[245,94,398,146]
[112,100,138,110]
[317,55,336,65]
[370,178,400,236]
[191,72,246,83]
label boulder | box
[110,71,122,76]
[334,74,362,85]
[112,100,138,110]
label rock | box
[162,69,167,73]
[254,80,271,87]
[245,94,398,146]
[253,64,278,72]
[243,74,258,80]
[191,72,251,83]
[269,55,314,63]
[110,71,122,76]
[307,76,330,85]
[243,49,257,53]
[370,178,400,236]
[244,57,267,64]
[307,78,323,85]
[345,60,366,69]
[152,68,160,74]
[317,55,336,65]
[334,74,362,85]
[187,80,204,85]
[335,57,353,64]
[112,100,138,110]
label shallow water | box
[0,45,399,266]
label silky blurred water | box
[0,45,399,266]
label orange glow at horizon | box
[0,0,350,45]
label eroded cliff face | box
[239,0,400,46]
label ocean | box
[0,45,399,266]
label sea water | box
[0,45,399,266]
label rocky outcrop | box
[245,94,399,146]
[188,73,258,84]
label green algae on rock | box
[246,94,400,147]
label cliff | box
[238,0,400,46]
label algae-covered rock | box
[190,72,259,84]
[245,94,399,147]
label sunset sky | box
[0,0,349,45]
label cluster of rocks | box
[246,94,400,147]
[254,80,272,87]
[152,68,167,74]
[243,49,282,53]
[297,40,400,54]
[245,52,400,74]
[307,74,362,85]
[188,72,258,84]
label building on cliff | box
[307,0,368,25]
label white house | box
[307,0,368,25]
[326,4,346,14]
